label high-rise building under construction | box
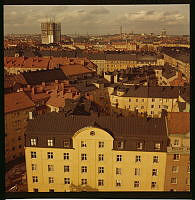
[41,19,61,44]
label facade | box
[41,21,61,44]
[164,112,190,191]
[5,91,35,163]
[25,114,168,192]
[107,85,182,118]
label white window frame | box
[81,141,87,147]
[153,156,159,163]
[31,151,36,159]
[32,164,37,171]
[64,153,69,160]
[154,143,161,151]
[151,181,157,189]
[172,166,179,173]
[135,168,140,176]
[81,153,87,161]
[48,177,54,184]
[116,155,122,162]
[31,139,36,146]
[98,154,104,161]
[98,167,104,174]
[116,168,122,175]
[48,165,54,172]
[47,152,53,159]
[64,165,70,172]
[81,178,87,185]
[116,180,121,187]
[48,139,54,147]
[98,179,104,186]
[134,181,140,188]
[171,177,177,184]
[135,155,141,162]
[64,178,70,184]
[99,141,104,148]
[137,142,143,150]
[32,176,38,183]
[152,169,158,176]
[81,166,87,173]
[173,154,180,161]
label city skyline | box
[4,4,190,35]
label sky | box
[4,5,190,35]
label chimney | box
[31,87,35,95]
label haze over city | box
[4,4,190,35]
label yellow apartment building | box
[25,114,168,192]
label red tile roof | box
[167,112,190,134]
[4,91,35,113]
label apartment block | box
[5,91,35,163]
[25,113,168,192]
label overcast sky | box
[4,5,190,35]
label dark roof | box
[119,86,179,98]
[22,68,67,85]
[162,69,176,79]
[26,112,167,138]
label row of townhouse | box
[24,112,190,192]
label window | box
[151,181,157,189]
[153,156,159,163]
[136,99,138,102]
[116,168,122,175]
[116,180,121,187]
[151,105,154,108]
[116,155,122,162]
[141,106,144,109]
[137,142,143,150]
[64,165,70,172]
[99,141,104,148]
[81,153,87,161]
[171,178,177,184]
[63,139,70,148]
[81,166,87,173]
[33,188,38,192]
[151,111,154,114]
[47,152,53,159]
[154,143,161,151]
[48,165,54,172]
[64,178,70,184]
[48,177,54,184]
[186,178,190,186]
[31,152,36,159]
[49,189,54,192]
[152,98,155,102]
[135,168,140,176]
[129,98,131,102]
[98,167,104,174]
[174,139,179,146]
[134,181,140,188]
[142,99,144,102]
[173,154,180,161]
[48,139,54,147]
[30,139,36,146]
[81,141,87,147]
[32,164,37,171]
[116,141,124,149]
[98,179,104,186]
[187,165,190,173]
[32,176,38,183]
[159,105,161,108]
[81,179,87,185]
[98,154,104,161]
[64,153,69,160]
[172,166,179,173]
[152,169,158,176]
[135,155,141,162]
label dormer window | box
[31,138,37,146]
[154,143,161,151]
[48,139,54,147]
[116,141,124,150]
[136,142,143,150]
[64,139,70,148]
